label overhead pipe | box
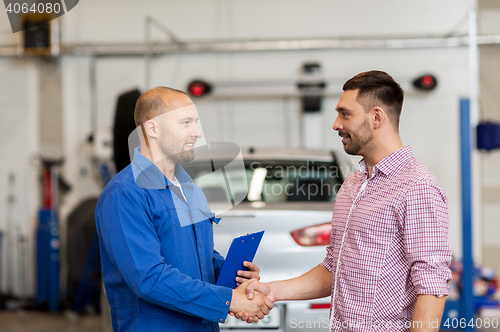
[63,34,500,56]
[1,34,500,57]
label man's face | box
[333,89,374,156]
[157,98,202,164]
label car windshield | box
[182,159,343,203]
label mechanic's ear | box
[144,120,159,139]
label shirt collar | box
[131,147,192,190]
[358,145,413,177]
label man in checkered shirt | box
[235,70,452,331]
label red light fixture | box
[310,303,331,310]
[291,222,331,246]
[188,80,212,97]
[412,74,437,91]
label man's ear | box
[143,120,159,139]
[372,107,384,129]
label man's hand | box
[231,265,333,323]
[235,261,260,286]
[231,279,276,323]
[245,279,275,302]
[229,279,274,323]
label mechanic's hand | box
[235,261,260,286]
[229,279,274,323]
[230,280,276,323]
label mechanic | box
[238,71,452,331]
[95,87,273,332]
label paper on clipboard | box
[216,231,264,289]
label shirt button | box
[219,319,223,323]
[187,185,191,189]
[225,301,229,305]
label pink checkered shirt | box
[321,146,452,332]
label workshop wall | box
[60,0,473,43]
[0,59,38,296]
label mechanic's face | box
[157,100,202,164]
[333,89,374,156]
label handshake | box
[228,262,275,324]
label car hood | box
[214,201,335,213]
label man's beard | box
[341,119,373,155]
[159,140,196,164]
[165,149,195,164]
[175,150,195,163]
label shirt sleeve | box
[402,178,452,296]
[320,212,336,273]
[95,188,233,323]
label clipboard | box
[216,231,265,289]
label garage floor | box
[1,310,499,332]
[0,311,103,332]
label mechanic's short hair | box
[134,86,187,128]
[343,70,404,129]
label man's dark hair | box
[134,86,187,127]
[343,70,404,129]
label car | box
[182,146,355,332]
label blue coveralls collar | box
[131,147,193,190]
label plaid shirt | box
[321,146,452,332]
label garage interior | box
[1,0,500,331]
